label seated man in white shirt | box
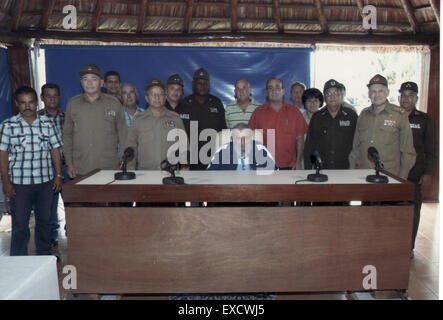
[207,123,278,171]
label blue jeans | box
[10,181,54,256]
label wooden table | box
[63,169,414,294]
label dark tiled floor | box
[0,203,439,300]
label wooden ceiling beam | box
[183,0,195,33]
[313,0,328,33]
[399,0,419,33]
[429,0,440,26]
[272,0,283,33]
[11,0,26,32]
[231,0,238,33]
[137,0,149,33]
[2,30,437,46]
[354,0,366,20]
[39,0,56,30]
[92,0,105,32]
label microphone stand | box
[307,163,328,182]
[366,160,388,184]
[162,163,185,185]
[115,159,136,180]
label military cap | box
[323,79,341,92]
[367,74,388,88]
[193,68,210,81]
[167,74,184,87]
[79,64,102,78]
[146,78,165,91]
[399,81,418,93]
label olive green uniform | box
[349,103,416,179]
[63,93,128,176]
[124,108,187,170]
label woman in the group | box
[301,88,324,126]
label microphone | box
[311,149,323,169]
[161,159,184,185]
[368,146,381,163]
[115,147,136,180]
[307,150,328,182]
[366,146,388,184]
[122,147,134,161]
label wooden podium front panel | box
[66,205,413,294]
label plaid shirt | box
[0,114,62,185]
[124,106,144,128]
[38,108,65,162]
[38,108,65,139]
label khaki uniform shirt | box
[124,108,187,170]
[63,93,128,175]
[349,103,416,179]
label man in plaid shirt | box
[0,86,63,256]
[39,83,65,247]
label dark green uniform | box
[304,106,358,169]
[124,108,186,170]
[407,108,437,249]
[63,93,128,175]
[180,93,227,170]
[349,103,416,179]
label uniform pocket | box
[357,125,370,144]
[380,126,397,145]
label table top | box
[64,169,412,203]
[0,256,60,300]
[77,169,401,185]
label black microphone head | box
[161,159,170,171]
[310,149,322,168]
[312,149,321,159]
[368,146,378,158]
[124,147,134,158]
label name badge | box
[384,120,396,127]
[410,123,421,129]
[339,120,350,127]
[180,114,190,120]
[209,107,218,113]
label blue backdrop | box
[0,48,12,122]
[43,45,311,110]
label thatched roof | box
[0,0,440,45]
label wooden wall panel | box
[423,45,439,201]
[6,44,31,115]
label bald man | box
[225,79,261,129]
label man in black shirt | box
[304,79,358,169]
[165,74,184,112]
[399,81,437,255]
[180,68,227,170]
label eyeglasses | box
[148,93,166,98]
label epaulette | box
[167,109,180,117]
[387,103,404,114]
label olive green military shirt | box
[348,103,416,179]
[63,93,128,175]
[124,108,187,170]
